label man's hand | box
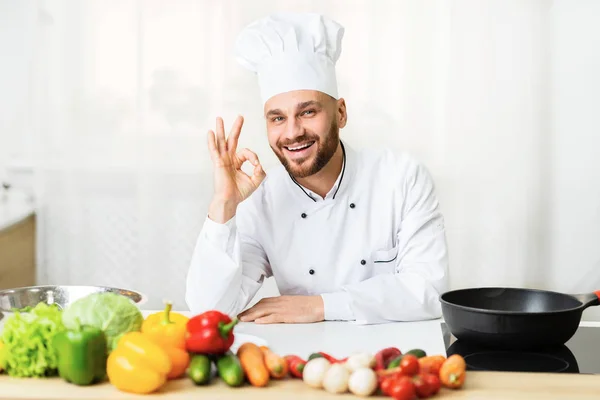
[207,116,266,223]
[238,295,325,324]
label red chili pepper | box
[308,352,347,364]
[185,310,238,354]
[375,347,402,370]
[284,355,306,378]
[377,366,408,379]
[319,352,348,363]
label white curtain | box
[18,0,600,319]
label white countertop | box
[141,309,448,358]
[0,191,35,230]
[141,309,600,359]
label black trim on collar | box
[288,141,347,202]
[290,178,317,202]
[332,142,346,200]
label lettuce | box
[1,303,65,377]
[62,292,143,351]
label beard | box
[272,120,340,179]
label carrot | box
[418,355,446,375]
[260,346,289,379]
[237,342,270,387]
[439,354,466,389]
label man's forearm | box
[208,198,239,224]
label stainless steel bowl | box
[0,285,148,312]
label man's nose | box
[282,118,303,141]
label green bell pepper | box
[52,321,108,385]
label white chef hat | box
[234,12,345,105]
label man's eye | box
[272,116,284,122]
[302,110,315,116]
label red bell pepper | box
[375,347,402,371]
[185,310,238,354]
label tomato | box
[380,376,395,396]
[377,366,408,381]
[412,374,433,398]
[423,374,441,395]
[439,354,466,389]
[389,376,416,400]
[412,373,441,398]
[399,354,420,376]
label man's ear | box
[337,98,347,129]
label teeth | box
[287,142,312,151]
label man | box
[185,12,449,324]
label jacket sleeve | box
[320,159,449,324]
[185,200,272,317]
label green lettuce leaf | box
[1,303,65,377]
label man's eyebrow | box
[266,108,283,118]
[265,101,323,118]
[297,101,322,110]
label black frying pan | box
[440,287,600,350]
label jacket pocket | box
[370,245,399,275]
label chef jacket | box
[185,141,449,324]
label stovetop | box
[441,324,600,374]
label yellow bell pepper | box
[141,301,190,379]
[107,332,171,394]
[141,301,189,349]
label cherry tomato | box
[412,374,433,398]
[400,354,420,376]
[380,376,395,396]
[389,376,416,400]
[377,366,409,384]
[423,374,441,395]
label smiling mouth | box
[284,141,315,152]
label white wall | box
[0,0,36,194]
[550,0,600,321]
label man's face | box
[264,90,346,178]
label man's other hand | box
[238,295,324,324]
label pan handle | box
[572,290,600,309]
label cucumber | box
[216,352,245,387]
[387,355,403,369]
[188,354,212,385]
[405,349,427,359]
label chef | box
[185,12,449,324]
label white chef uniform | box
[185,13,449,324]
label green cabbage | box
[62,292,143,351]
[1,303,65,377]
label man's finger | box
[207,130,220,162]
[251,163,267,187]
[255,314,281,324]
[216,117,227,154]
[238,305,270,322]
[236,148,260,167]
[238,298,266,318]
[227,115,244,153]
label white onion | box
[344,352,376,372]
[323,364,351,394]
[302,358,331,388]
[348,368,378,397]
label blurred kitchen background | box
[0,0,599,318]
